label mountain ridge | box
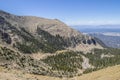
[0,10,103,53]
[0,10,81,37]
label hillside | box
[1,10,120,78]
[76,65,120,80]
[0,65,120,80]
[0,10,103,53]
[0,44,120,77]
[0,45,52,75]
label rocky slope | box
[0,10,103,53]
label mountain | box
[0,10,104,77]
[1,10,120,78]
[89,33,120,48]
[71,25,120,33]
[71,25,120,48]
[0,10,102,53]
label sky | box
[0,0,120,25]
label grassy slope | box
[76,65,120,80]
[0,65,120,80]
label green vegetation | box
[83,48,120,73]
[42,51,83,74]
[16,27,66,53]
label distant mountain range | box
[71,25,120,33]
[89,33,120,48]
[71,25,120,48]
